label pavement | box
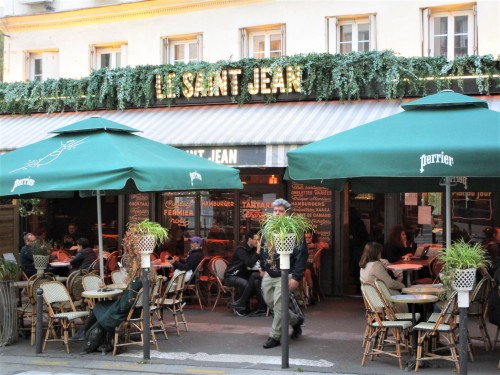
[1,296,499,375]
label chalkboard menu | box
[127,193,150,223]
[290,182,333,246]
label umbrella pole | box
[445,177,451,250]
[96,190,105,280]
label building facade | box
[1,0,499,294]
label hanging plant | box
[18,199,44,217]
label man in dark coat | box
[171,236,204,281]
[69,238,97,272]
[20,232,37,277]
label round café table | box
[402,284,446,296]
[107,283,128,290]
[81,288,123,299]
[49,261,71,268]
[387,263,423,286]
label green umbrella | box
[0,117,243,277]
[287,91,500,248]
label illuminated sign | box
[156,66,302,100]
[182,146,266,166]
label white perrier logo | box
[420,152,454,173]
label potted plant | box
[0,257,21,346]
[32,239,52,275]
[438,239,490,291]
[124,219,168,268]
[259,211,314,268]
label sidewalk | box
[1,296,499,375]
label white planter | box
[273,233,296,270]
[33,255,50,275]
[137,235,155,268]
[452,268,476,292]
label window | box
[327,15,376,54]
[24,50,59,82]
[240,24,285,58]
[90,43,127,71]
[162,34,202,64]
[422,5,477,59]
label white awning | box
[2,96,499,165]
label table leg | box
[405,304,418,371]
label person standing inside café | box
[304,231,328,305]
[383,225,414,263]
[260,198,307,349]
[69,237,97,273]
[226,229,264,316]
[62,222,82,250]
[20,232,37,277]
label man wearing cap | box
[171,236,204,281]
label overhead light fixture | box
[354,193,375,201]
[268,174,279,185]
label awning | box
[2,96,499,165]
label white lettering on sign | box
[420,152,454,173]
[209,149,237,164]
[11,177,35,192]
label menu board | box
[127,193,150,223]
[290,182,333,246]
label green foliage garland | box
[0,51,498,115]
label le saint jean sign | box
[155,65,302,99]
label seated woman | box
[304,231,328,304]
[78,248,157,354]
[359,241,407,313]
[383,226,414,263]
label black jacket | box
[70,247,97,270]
[172,248,204,272]
[224,242,259,280]
[259,235,307,282]
[20,245,36,277]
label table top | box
[50,261,70,267]
[402,284,446,295]
[390,294,439,304]
[81,288,123,298]
[387,263,423,271]
[152,260,172,268]
[107,283,128,290]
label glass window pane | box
[100,53,111,68]
[339,24,353,53]
[454,34,468,57]
[454,15,468,34]
[454,16,468,57]
[115,52,121,68]
[358,23,370,51]
[174,44,185,63]
[34,59,42,80]
[433,17,448,57]
[161,192,196,255]
[434,17,448,35]
[252,35,265,59]
[269,34,282,57]
[189,43,198,61]
[201,191,235,240]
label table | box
[81,288,123,299]
[152,260,172,277]
[107,283,128,290]
[387,263,423,286]
[402,284,446,296]
[49,261,70,267]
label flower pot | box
[33,255,50,275]
[273,233,296,270]
[0,280,18,346]
[137,235,155,268]
[452,268,476,291]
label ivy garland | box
[0,50,498,115]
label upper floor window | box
[162,33,202,64]
[422,5,477,59]
[90,42,127,71]
[24,50,59,82]
[327,15,376,54]
[240,24,285,59]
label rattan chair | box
[374,279,420,321]
[182,259,206,310]
[40,281,90,353]
[468,276,492,350]
[110,269,127,285]
[210,257,235,311]
[156,270,187,336]
[414,291,459,372]
[360,283,412,370]
[81,274,101,310]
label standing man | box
[20,232,37,277]
[260,198,307,349]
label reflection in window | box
[201,191,235,239]
[161,192,195,254]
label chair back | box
[211,257,228,287]
[150,276,163,304]
[373,278,398,315]
[27,273,55,305]
[469,276,490,314]
[313,246,326,273]
[41,281,77,313]
[111,269,127,285]
[162,271,186,298]
[67,271,85,304]
[82,274,101,291]
[150,253,159,261]
[433,291,458,327]
[106,251,120,272]
[361,283,395,323]
[57,250,72,261]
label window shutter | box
[472,4,478,54]
[196,34,203,61]
[421,8,431,56]
[239,28,248,58]
[89,45,97,73]
[326,17,338,53]
[369,14,377,50]
[24,52,30,82]
[42,52,59,80]
[280,24,286,56]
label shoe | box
[233,307,248,316]
[291,316,304,339]
[263,337,280,349]
[229,300,245,310]
[248,308,267,317]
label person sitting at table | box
[171,236,204,282]
[78,249,157,354]
[304,231,328,305]
[359,241,407,313]
[20,233,38,277]
[69,237,97,273]
[62,222,82,250]
[383,225,414,263]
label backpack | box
[81,321,106,354]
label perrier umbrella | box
[0,116,243,278]
[286,91,500,249]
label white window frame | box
[422,6,477,59]
[240,24,286,59]
[90,43,128,71]
[326,15,376,54]
[162,34,202,64]
[24,50,59,82]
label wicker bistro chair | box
[360,283,413,370]
[194,256,217,307]
[374,279,421,322]
[467,276,492,350]
[414,291,459,372]
[112,288,159,356]
[40,281,90,353]
[210,257,236,311]
[81,274,101,310]
[183,259,206,310]
[156,270,188,336]
[111,269,128,285]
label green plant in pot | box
[0,257,21,282]
[32,239,52,274]
[438,239,490,291]
[259,211,314,268]
[126,219,169,254]
[0,257,21,346]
